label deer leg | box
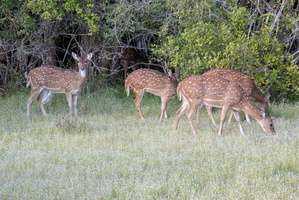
[72,93,79,116]
[227,111,234,124]
[41,91,52,105]
[196,104,204,125]
[186,102,200,135]
[159,96,170,122]
[232,110,244,134]
[37,89,52,116]
[228,111,250,124]
[134,90,145,120]
[218,106,230,136]
[245,113,251,123]
[206,106,217,126]
[66,92,73,116]
[197,105,217,126]
[27,88,43,116]
[173,98,190,131]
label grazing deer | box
[26,52,93,116]
[125,68,178,121]
[173,75,276,136]
[119,48,149,78]
[197,68,271,125]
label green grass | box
[0,87,299,199]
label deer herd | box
[26,51,276,136]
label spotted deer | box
[119,48,149,78]
[26,52,93,116]
[197,68,271,126]
[125,68,178,121]
[173,75,276,136]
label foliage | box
[0,0,167,92]
[0,0,299,102]
[24,0,100,34]
[153,0,299,102]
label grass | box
[0,87,299,199]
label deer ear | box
[271,116,278,121]
[87,53,93,60]
[174,70,179,80]
[72,52,78,60]
[265,92,271,101]
[260,110,266,118]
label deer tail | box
[176,84,183,101]
[125,79,130,96]
[26,74,31,88]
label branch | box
[270,0,288,33]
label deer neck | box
[79,67,87,78]
[71,68,86,88]
[240,101,263,122]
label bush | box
[153,3,299,102]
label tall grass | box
[0,87,299,199]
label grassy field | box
[0,87,299,199]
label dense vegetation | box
[0,0,299,101]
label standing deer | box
[125,68,178,121]
[197,68,271,126]
[173,75,276,136]
[26,52,93,116]
[119,48,149,78]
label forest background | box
[0,0,299,102]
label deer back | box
[178,75,250,107]
[203,68,271,113]
[203,68,265,100]
[27,52,92,93]
[125,68,178,97]
[27,66,81,91]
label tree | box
[0,0,298,101]
[0,0,167,92]
[153,0,299,102]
